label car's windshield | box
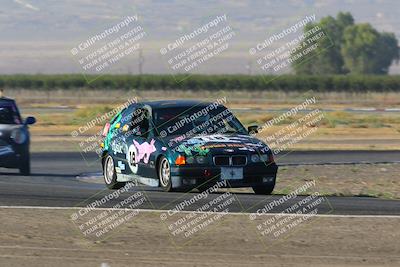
[152,105,247,137]
[0,103,21,124]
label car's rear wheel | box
[104,154,126,189]
[158,156,172,192]
[252,182,275,195]
[19,153,30,176]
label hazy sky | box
[0,0,399,74]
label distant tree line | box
[291,12,400,75]
[1,74,400,91]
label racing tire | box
[19,153,30,176]
[158,156,173,192]
[252,182,275,195]
[103,154,126,190]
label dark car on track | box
[101,100,278,194]
[0,96,36,175]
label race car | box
[101,100,278,194]
[0,95,36,175]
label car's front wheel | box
[103,154,126,189]
[252,182,275,195]
[158,156,173,192]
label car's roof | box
[140,100,221,109]
[0,97,17,107]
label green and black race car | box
[101,100,278,194]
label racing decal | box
[117,161,126,171]
[122,124,129,132]
[238,147,255,152]
[126,139,156,174]
[202,143,248,149]
[132,139,156,164]
[174,134,267,152]
[176,143,209,156]
[111,139,125,155]
[185,138,205,145]
[104,112,123,150]
[127,144,139,174]
[243,142,264,147]
[193,135,248,143]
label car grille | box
[214,156,230,166]
[0,139,9,147]
[213,155,247,166]
[232,155,247,166]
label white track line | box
[0,205,399,218]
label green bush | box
[0,74,399,92]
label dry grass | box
[6,89,398,151]
[275,163,400,199]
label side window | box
[130,108,150,138]
[0,102,21,124]
[119,106,134,126]
[110,108,126,125]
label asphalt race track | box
[0,151,399,215]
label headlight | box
[196,156,206,164]
[11,129,27,144]
[250,154,260,162]
[251,154,269,162]
[260,154,269,162]
[186,157,195,164]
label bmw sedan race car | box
[101,100,278,194]
[0,95,36,175]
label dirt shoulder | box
[0,208,399,267]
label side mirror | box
[24,116,36,125]
[248,125,258,134]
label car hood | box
[0,124,24,140]
[162,133,269,155]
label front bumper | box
[170,162,278,189]
[0,145,20,168]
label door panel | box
[122,107,155,178]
